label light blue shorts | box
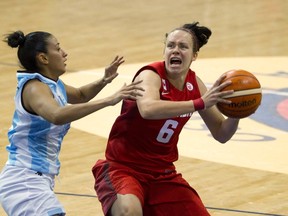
[0,165,65,216]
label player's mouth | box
[170,57,182,65]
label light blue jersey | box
[5,72,70,175]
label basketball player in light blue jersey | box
[0,31,143,216]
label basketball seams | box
[222,88,262,99]
[222,72,260,90]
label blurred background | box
[0,0,287,215]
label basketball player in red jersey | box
[92,22,240,216]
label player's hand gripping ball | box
[217,69,262,119]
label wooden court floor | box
[0,0,287,215]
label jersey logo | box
[161,92,169,95]
[186,82,194,91]
[161,79,170,95]
[162,79,168,91]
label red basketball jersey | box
[105,61,202,174]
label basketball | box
[216,69,262,119]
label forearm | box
[199,105,240,143]
[77,77,107,102]
[48,97,113,125]
[138,99,202,119]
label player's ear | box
[36,53,48,65]
[192,52,198,61]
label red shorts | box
[92,160,210,216]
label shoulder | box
[134,68,161,84]
[133,62,163,82]
[134,61,164,78]
[23,79,51,97]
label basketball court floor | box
[0,0,287,215]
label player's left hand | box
[103,56,125,84]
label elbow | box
[138,106,157,120]
[47,112,68,125]
[213,134,230,144]
[217,139,229,144]
[139,110,154,120]
[53,120,66,126]
[137,100,167,120]
[210,123,238,144]
[49,117,66,125]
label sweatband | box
[193,98,205,111]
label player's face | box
[45,36,68,76]
[164,30,196,76]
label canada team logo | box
[186,82,193,91]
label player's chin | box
[168,66,182,75]
[59,68,67,75]
[62,65,67,71]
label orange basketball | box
[216,69,262,119]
